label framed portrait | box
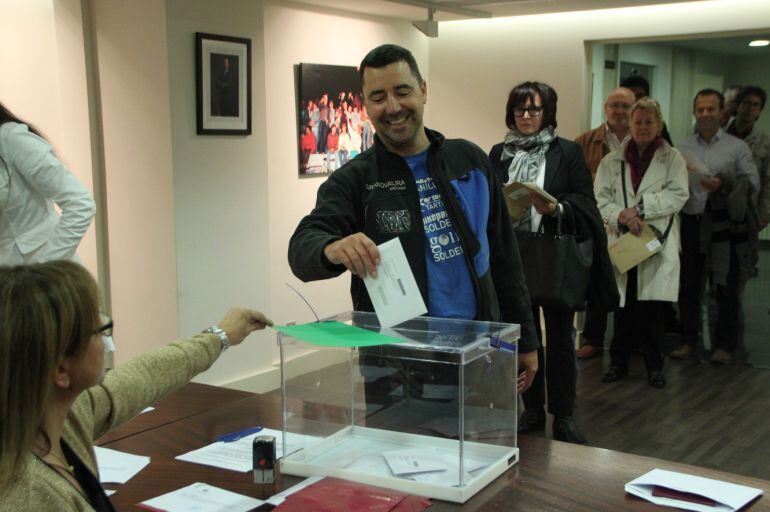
[196,32,251,135]
[297,63,374,177]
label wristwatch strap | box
[203,326,230,353]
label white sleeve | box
[5,124,96,261]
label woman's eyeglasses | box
[94,312,113,337]
[513,106,544,118]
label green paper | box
[273,321,404,347]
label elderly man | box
[289,45,548,432]
[673,89,759,364]
[573,87,635,359]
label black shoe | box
[648,370,666,388]
[517,408,546,434]
[552,416,588,445]
[602,365,628,383]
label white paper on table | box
[175,428,320,472]
[406,452,487,487]
[266,475,325,506]
[105,490,116,497]
[363,237,427,327]
[140,407,155,414]
[382,448,447,475]
[139,482,263,512]
[625,468,763,512]
[94,446,150,484]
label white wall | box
[261,1,429,365]
[429,1,770,152]
[91,0,179,363]
[165,0,273,385]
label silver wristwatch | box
[203,326,230,353]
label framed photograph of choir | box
[297,63,375,177]
[196,32,251,135]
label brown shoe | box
[710,349,732,364]
[669,344,694,359]
[577,344,602,359]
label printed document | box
[139,482,263,512]
[383,448,447,475]
[364,237,427,327]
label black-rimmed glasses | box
[513,105,543,118]
[94,312,113,337]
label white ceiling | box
[294,0,698,22]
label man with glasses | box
[727,86,770,232]
[573,86,635,359]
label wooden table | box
[96,382,253,445]
[103,389,770,511]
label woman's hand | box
[517,350,539,394]
[529,192,556,215]
[218,308,273,346]
[618,207,644,235]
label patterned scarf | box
[501,126,555,230]
[501,126,555,185]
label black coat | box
[489,138,620,312]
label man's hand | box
[323,233,381,278]
[517,350,539,394]
[529,192,556,215]
[701,175,722,192]
[218,308,273,346]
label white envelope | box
[625,468,763,512]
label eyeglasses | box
[94,312,113,337]
[741,100,763,109]
[513,106,543,118]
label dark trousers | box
[610,267,665,372]
[714,246,741,352]
[679,213,706,346]
[522,305,576,418]
[582,302,608,347]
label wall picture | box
[196,32,251,135]
[297,63,374,177]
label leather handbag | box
[515,202,593,311]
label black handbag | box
[515,202,593,311]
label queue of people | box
[2,42,768,511]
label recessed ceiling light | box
[749,40,769,47]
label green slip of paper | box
[273,321,404,347]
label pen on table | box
[216,426,263,442]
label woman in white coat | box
[0,102,95,264]
[595,98,689,388]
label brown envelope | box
[608,223,664,274]
[502,181,558,220]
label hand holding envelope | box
[324,232,381,278]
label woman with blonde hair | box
[595,97,689,388]
[0,260,272,510]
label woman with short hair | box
[0,260,272,511]
[489,81,617,445]
[595,98,689,388]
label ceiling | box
[294,0,699,22]
[666,34,770,57]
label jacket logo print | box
[376,210,411,233]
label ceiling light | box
[748,40,769,47]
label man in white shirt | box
[673,89,758,364]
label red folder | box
[274,477,431,512]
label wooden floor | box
[565,351,770,481]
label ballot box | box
[277,311,519,503]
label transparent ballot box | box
[277,311,519,503]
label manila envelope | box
[503,181,558,220]
[608,223,664,274]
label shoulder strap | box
[620,161,628,209]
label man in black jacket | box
[288,44,538,393]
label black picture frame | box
[195,32,251,135]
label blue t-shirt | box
[403,150,476,319]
